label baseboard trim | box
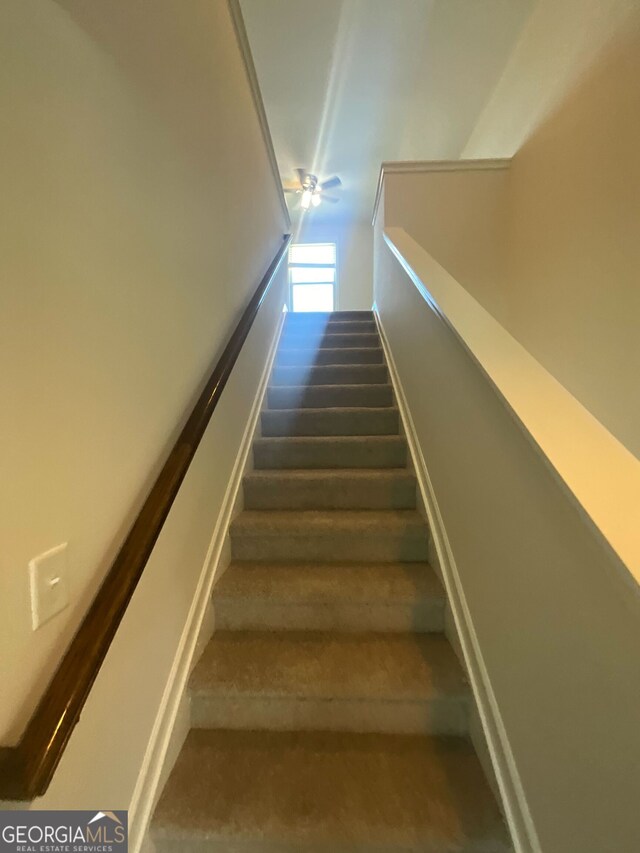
[373,303,541,853]
[128,305,288,853]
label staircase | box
[151,311,511,852]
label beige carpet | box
[152,311,511,852]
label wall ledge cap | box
[372,158,511,225]
[383,225,640,592]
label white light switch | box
[29,543,69,630]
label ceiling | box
[240,0,535,225]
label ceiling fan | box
[283,168,341,210]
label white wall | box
[374,224,640,853]
[462,0,639,160]
[374,10,640,847]
[37,269,288,816]
[502,20,640,461]
[0,0,288,807]
[465,0,640,459]
[380,5,640,461]
[382,167,509,324]
[294,219,373,310]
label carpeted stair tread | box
[231,509,427,536]
[285,319,377,334]
[253,435,406,469]
[286,310,374,321]
[216,560,443,602]
[267,383,393,409]
[213,561,446,633]
[276,346,384,365]
[243,468,416,509]
[230,510,429,563]
[189,631,469,734]
[271,363,388,386]
[260,406,399,436]
[151,729,511,853]
[282,331,381,348]
[190,631,467,703]
[285,315,375,327]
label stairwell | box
[151,311,511,851]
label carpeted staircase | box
[151,311,511,852]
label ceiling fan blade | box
[283,187,301,194]
[320,176,341,190]
[295,167,308,187]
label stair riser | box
[286,320,377,334]
[190,694,468,737]
[267,385,393,409]
[281,333,380,348]
[243,476,416,509]
[261,408,399,437]
[276,347,383,366]
[287,311,373,321]
[214,599,446,634]
[271,365,388,386]
[230,531,428,563]
[253,441,406,470]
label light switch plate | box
[29,543,69,631]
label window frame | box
[288,242,338,313]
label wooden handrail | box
[0,234,291,800]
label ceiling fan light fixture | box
[290,168,340,211]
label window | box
[288,243,336,312]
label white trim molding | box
[373,304,541,853]
[227,0,291,231]
[372,158,511,225]
[128,305,288,853]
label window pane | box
[290,266,335,284]
[289,243,336,265]
[292,284,334,312]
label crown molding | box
[227,0,291,230]
[372,158,511,225]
